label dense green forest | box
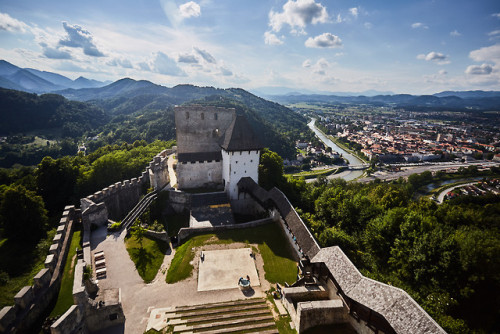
[258,149,500,333]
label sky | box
[1,0,500,94]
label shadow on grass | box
[131,247,155,277]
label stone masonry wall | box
[0,206,77,333]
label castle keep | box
[175,105,262,202]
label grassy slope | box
[166,222,297,285]
[50,230,81,316]
[125,236,168,283]
[0,228,56,308]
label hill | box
[0,88,109,136]
[0,60,108,93]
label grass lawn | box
[125,235,168,283]
[166,222,298,285]
[50,230,82,316]
[0,228,56,308]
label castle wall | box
[0,206,77,333]
[177,160,222,189]
[222,149,260,200]
[175,105,234,154]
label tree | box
[132,221,146,249]
[35,156,78,214]
[258,148,284,190]
[0,184,48,243]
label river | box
[307,119,365,181]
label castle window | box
[201,113,204,120]
[235,161,238,164]
[214,113,218,120]
[250,160,253,162]
[245,170,247,173]
[186,112,189,119]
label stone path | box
[90,227,268,334]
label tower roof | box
[220,115,263,151]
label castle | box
[174,105,262,201]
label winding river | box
[307,119,365,181]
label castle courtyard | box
[90,225,277,333]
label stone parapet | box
[0,307,16,332]
[33,268,51,292]
[14,286,34,310]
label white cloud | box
[450,30,461,37]
[492,13,500,19]
[41,43,71,59]
[438,69,447,75]
[335,14,344,23]
[364,22,373,29]
[469,44,500,65]
[465,63,493,75]
[268,0,329,34]
[305,33,342,48]
[349,7,359,18]
[107,57,133,68]
[302,59,311,67]
[417,51,449,64]
[264,31,284,45]
[219,66,232,76]
[152,51,186,76]
[0,12,28,33]
[178,53,199,63]
[488,30,500,40]
[411,22,428,29]
[138,62,151,71]
[179,1,201,18]
[58,22,105,57]
[193,47,216,63]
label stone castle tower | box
[174,105,262,201]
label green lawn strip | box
[50,230,82,316]
[125,236,168,283]
[290,168,337,179]
[275,315,296,334]
[0,228,56,308]
[166,222,297,285]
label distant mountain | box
[252,86,394,97]
[0,59,108,93]
[268,93,500,110]
[5,69,62,93]
[24,68,74,87]
[434,90,500,99]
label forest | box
[258,148,500,333]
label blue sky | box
[1,0,499,94]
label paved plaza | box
[197,248,260,291]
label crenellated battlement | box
[0,206,78,333]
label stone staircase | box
[148,298,278,333]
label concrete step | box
[191,315,273,330]
[192,321,276,334]
[182,309,270,323]
[173,303,268,319]
[252,330,279,334]
[175,298,265,312]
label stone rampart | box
[149,148,175,191]
[0,206,77,333]
[178,217,273,243]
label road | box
[436,182,478,203]
[358,161,499,183]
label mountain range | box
[0,60,109,93]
